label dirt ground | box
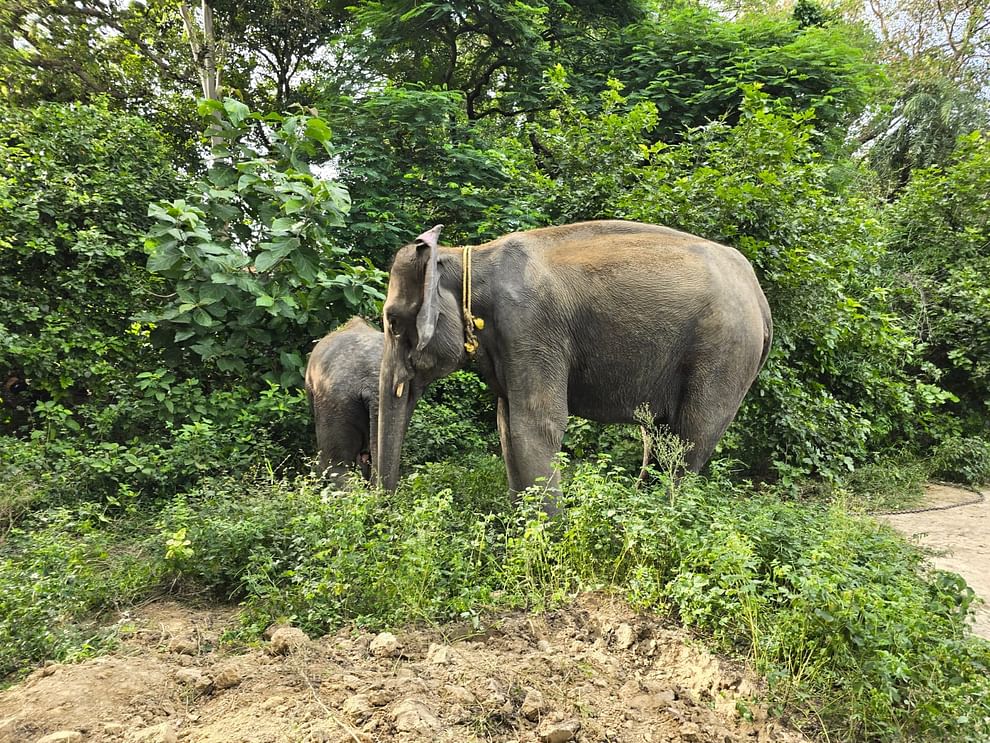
[0,594,810,743]
[879,483,990,640]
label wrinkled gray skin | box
[376,220,772,511]
[305,317,382,482]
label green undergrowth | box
[155,456,988,742]
[1,453,988,740]
[0,506,162,681]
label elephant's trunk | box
[375,353,418,491]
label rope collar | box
[461,245,484,357]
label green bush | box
[158,455,510,629]
[884,133,990,430]
[143,99,385,389]
[562,418,643,474]
[404,371,499,465]
[0,100,183,427]
[841,456,930,512]
[550,464,990,743]
[324,86,540,267]
[931,437,990,486]
[0,383,311,525]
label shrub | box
[0,383,311,526]
[143,99,386,388]
[884,133,990,431]
[931,436,990,486]
[404,371,499,465]
[0,100,183,428]
[842,456,930,512]
[158,455,510,629]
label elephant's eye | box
[386,312,403,337]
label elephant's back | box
[494,222,770,422]
[305,320,384,400]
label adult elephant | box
[376,220,772,508]
[306,317,382,482]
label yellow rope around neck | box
[461,245,484,356]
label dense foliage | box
[884,133,990,430]
[2,0,989,740]
[143,99,383,387]
[0,101,182,423]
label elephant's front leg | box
[368,397,379,485]
[497,397,522,493]
[502,394,568,515]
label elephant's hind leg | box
[674,373,748,474]
[316,415,366,484]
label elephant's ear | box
[414,224,443,351]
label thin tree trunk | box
[179,1,222,144]
[179,1,220,101]
[199,1,219,100]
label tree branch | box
[51,2,180,81]
[464,53,511,119]
[20,55,113,97]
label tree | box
[214,0,352,108]
[609,6,878,142]
[855,0,990,85]
[1,0,193,105]
[347,0,645,119]
[862,78,988,191]
[143,99,385,387]
[0,101,184,429]
[323,85,537,267]
[846,0,990,190]
[1,0,355,128]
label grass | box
[840,455,930,512]
[1,441,988,741]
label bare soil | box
[879,484,990,639]
[0,594,810,743]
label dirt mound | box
[0,594,808,743]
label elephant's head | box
[376,225,467,490]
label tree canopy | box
[1,0,988,478]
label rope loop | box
[462,246,482,356]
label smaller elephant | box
[305,317,383,482]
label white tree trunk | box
[179,1,221,101]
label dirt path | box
[879,484,990,639]
[0,594,810,743]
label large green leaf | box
[223,99,252,127]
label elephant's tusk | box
[395,382,405,398]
